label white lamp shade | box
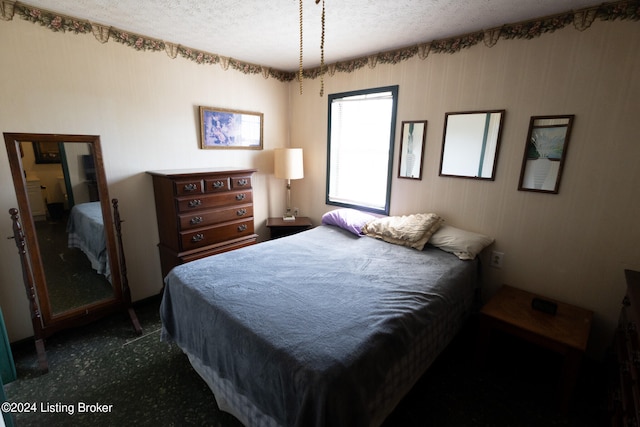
[274,148,304,180]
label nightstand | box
[477,285,593,411]
[266,217,312,239]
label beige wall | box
[0,19,290,341]
[290,20,640,357]
[1,15,639,358]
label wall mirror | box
[439,110,505,180]
[398,120,427,180]
[518,115,574,194]
[4,133,141,372]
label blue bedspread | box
[66,201,109,280]
[161,225,478,427]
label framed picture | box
[518,115,574,194]
[199,106,263,149]
[398,120,427,179]
[33,142,61,164]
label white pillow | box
[429,225,494,260]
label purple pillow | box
[321,208,377,236]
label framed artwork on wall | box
[518,115,574,194]
[199,106,263,149]
[33,142,61,164]
[398,120,427,180]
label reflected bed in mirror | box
[439,110,505,180]
[42,201,113,314]
[20,140,109,315]
[4,133,142,372]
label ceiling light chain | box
[299,0,304,95]
[319,0,325,97]
[299,0,325,96]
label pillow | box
[362,213,443,251]
[429,225,494,260]
[321,208,378,236]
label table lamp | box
[274,148,304,220]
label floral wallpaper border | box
[0,0,638,83]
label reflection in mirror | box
[439,110,505,180]
[518,115,574,194]
[20,142,112,314]
[5,133,141,372]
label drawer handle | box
[190,216,203,225]
[213,180,225,189]
[191,233,204,243]
[237,224,247,232]
[236,193,246,201]
[188,199,202,208]
[183,183,198,192]
[237,179,248,186]
[236,209,247,216]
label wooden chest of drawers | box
[148,168,258,278]
[609,269,640,426]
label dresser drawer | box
[230,175,253,189]
[204,177,231,192]
[177,189,253,212]
[174,178,204,196]
[179,204,253,230]
[180,237,257,263]
[180,219,255,250]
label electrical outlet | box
[293,207,299,216]
[490,251,504,269]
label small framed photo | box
[199,106,263,149]
[398,120,427,179]
[518,115,574,194]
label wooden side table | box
[266,217,312,239]
[477,285,593,411]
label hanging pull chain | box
[299,0,304,95]
[299,0,325,96]
[319,0,325,96]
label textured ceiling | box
[20,0,603,71]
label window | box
[326,85,399,215]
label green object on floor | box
[0,307,16,385]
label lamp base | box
[282,214,296,221]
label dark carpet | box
[4,296,608,426]
[35,216,113,314]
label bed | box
[66,201,110,280]
[160,218,485,427]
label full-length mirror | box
[439,110,505,180]
[4,133,141,372]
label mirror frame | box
[517,115,575,194]
[438,110,505,180]
[4,133,140,370]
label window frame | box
[325,85,399,215]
